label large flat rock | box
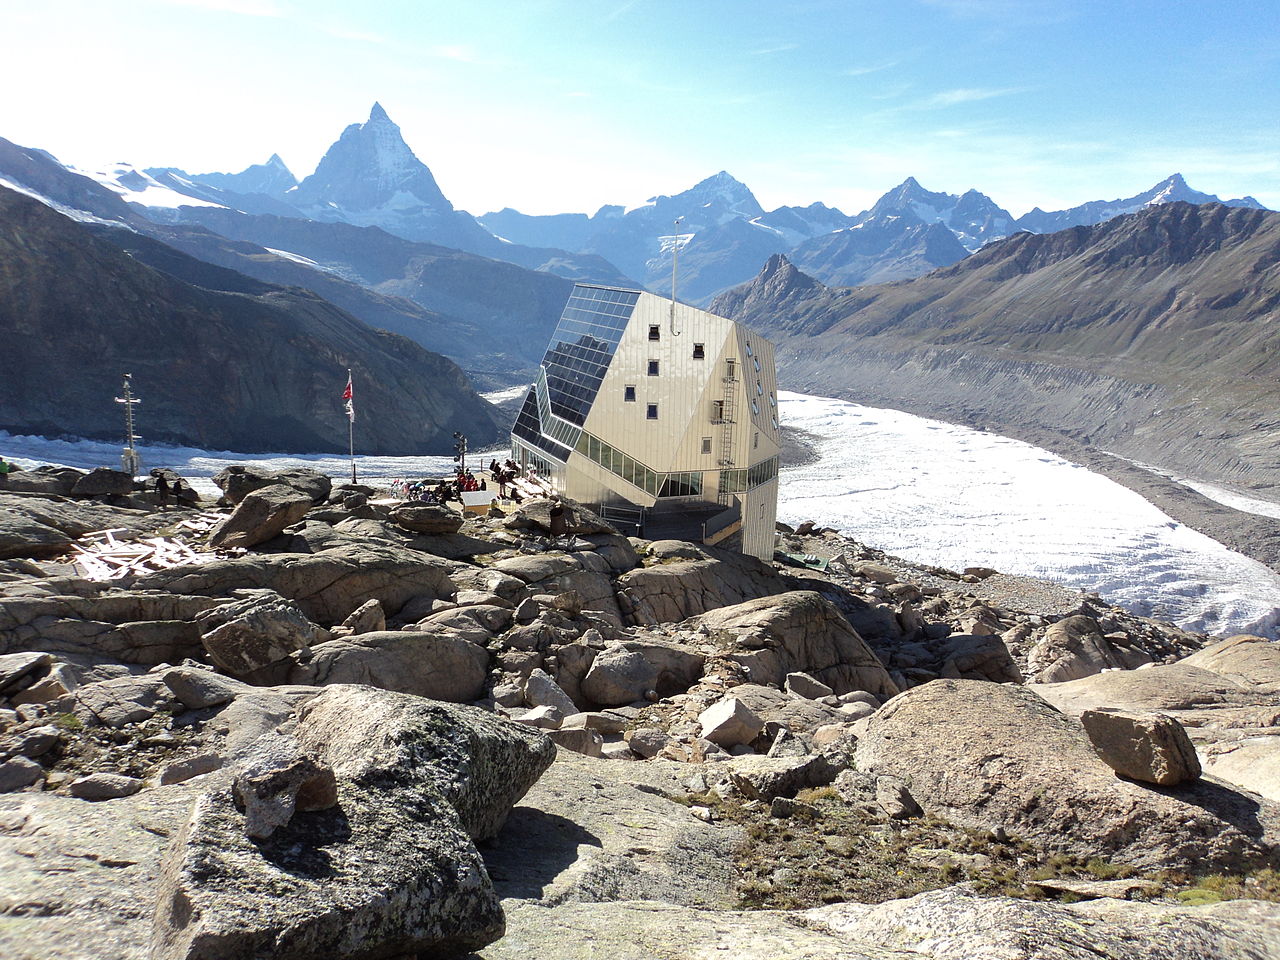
[855,679,1280,870]
[486,887,1280,960]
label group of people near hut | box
[487,458,528,500]
[391,457,540,507]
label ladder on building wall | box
[717,358,738,501]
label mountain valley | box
[711,201,1280,508]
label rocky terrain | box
[712,202,1280,504]
[1,462,1278,958]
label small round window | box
[745,342,753,357]
[751,399,760,415]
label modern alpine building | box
[511,283,780,560]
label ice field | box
[775,392,1280,638]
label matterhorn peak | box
[288,102,455,233]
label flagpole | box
[346,368,356,484]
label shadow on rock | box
[254,805,353,879]
[1156,776,1276,850]
[480,807,601,899]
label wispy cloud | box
[842,59,898,77]
[431,44,482,64]
[160,0,285,16]
[751,42,799,56]
[920,0,1075,27]
[866,81,914,101]
[920,86,1026,108]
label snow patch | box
[70,162,225,209]
[0,177,130,228]
[263,247,319,266]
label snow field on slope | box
[775,392,1280,638]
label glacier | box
[776,392,1280,638]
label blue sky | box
[3,0,1278,216]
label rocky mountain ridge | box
[711,200,1280,499]
[479,167,1267,304]
[0,185,501,453]
[0,136,587,385]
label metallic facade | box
[513,283,781,560]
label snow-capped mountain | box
[290,103,451,220]
[750,202,857,247]
[1015,173,1264,234]
[191,153,297,198]
[282,102,492,251]
[69,161,225,211]
[862,177,1015,251]
[482,171,789,300]
[789,215,970,287]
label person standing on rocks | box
[155,475,170,510]
[549,498,568,544]
[170,478,186,509]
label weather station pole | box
[453,432,468,474]
[114,373,142,476]
[343,369,356,484]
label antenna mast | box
[669,216,683,336]
[114,373,142,476]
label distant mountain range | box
[141,103,630,286]
[482,170,1264,303]
[12,102,1262,314]
[710,201,1280,494]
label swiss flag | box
[342,374,353,400]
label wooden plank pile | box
[71,520,224,581]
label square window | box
[648,325,660,341]
[646,403,658,420]
[693,343,705,359]
[624,385,636,402]
[701,437,712,455]
[647,359,659,376]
